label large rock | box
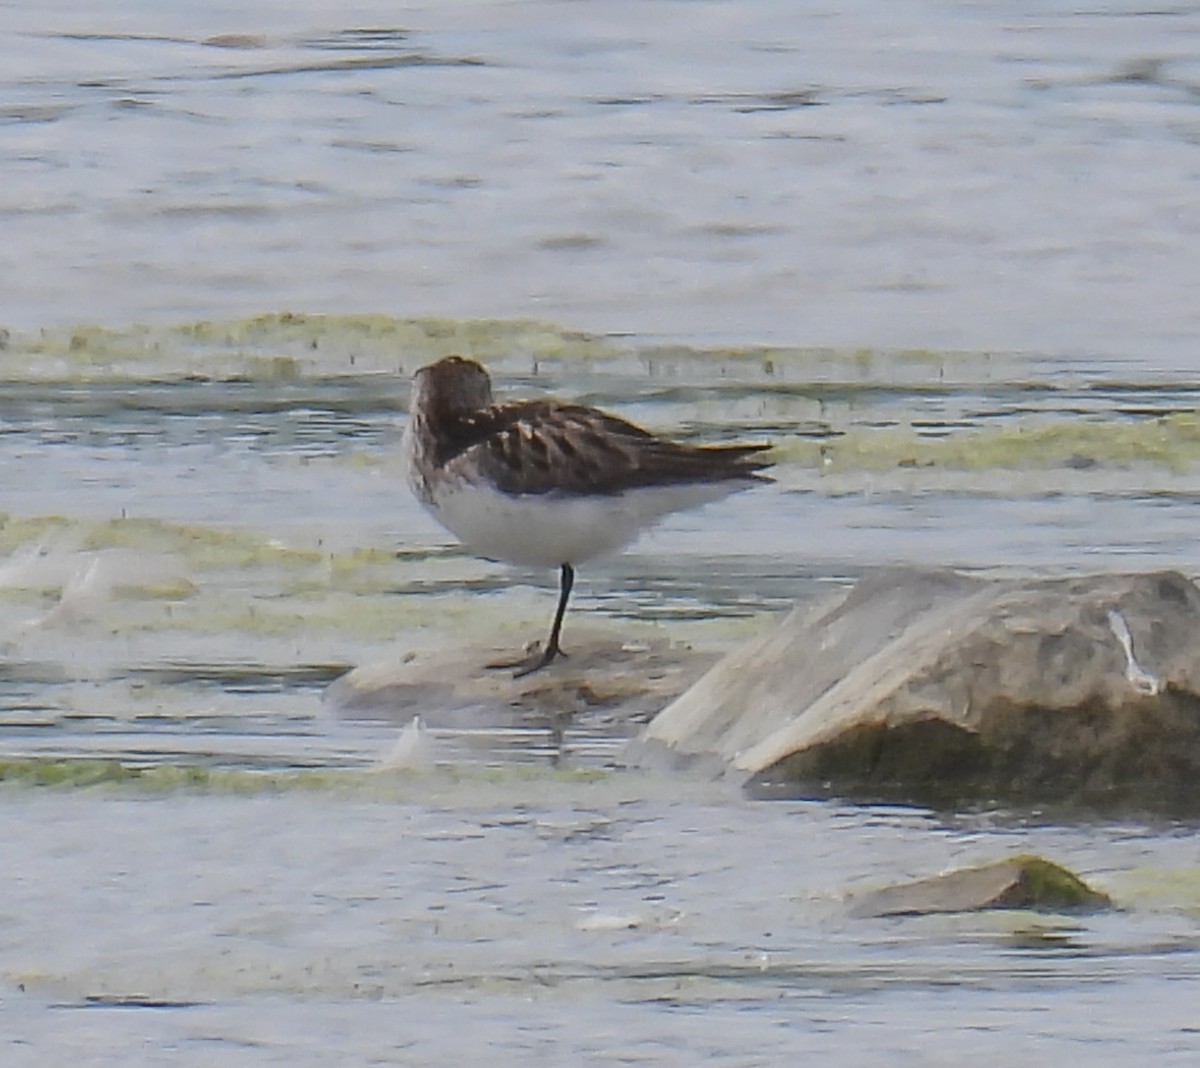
[629,569,1200,809]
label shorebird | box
[403,355,773,676]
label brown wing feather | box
[443,400,772,496]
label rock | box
[325,628,717,727]
[629,568,1200,809]
[846,854,1114,918]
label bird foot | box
[486,641,567,678]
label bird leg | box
[487,563,574,677]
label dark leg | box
[544,563,574,659]
[511,563,574,678]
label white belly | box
[424,477,743,568]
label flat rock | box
[325,628,717,726]
[629,568,1200,809]
[846,854,1114,918]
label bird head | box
[410,355,494,421]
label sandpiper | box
[403,355,773,676]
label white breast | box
[424,476,745,568]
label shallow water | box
[2,326,1199,770]
[3,0,1200,358]
[4,0,1200,1063]
[4,788,1200,1066]
[1,327,1199,1065]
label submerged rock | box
[630,569,1200,809]
[325,628,716,726]
[846,854,1114,918]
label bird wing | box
[445,400,772,496]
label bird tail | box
[698,441,775,482]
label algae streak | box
[1,314,627,382]
[774,413,1200,473]
[0,756,611,797]
[1,312,1040,385]
[1011,854,1114,912]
